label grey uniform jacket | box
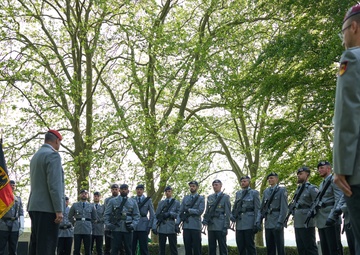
[68,201,97,235]
[131,195,155,232]
[203,192,231,231]
[153,198,180,234]
[176,193,205,230]
[59,206,74,238]
[232,188,260,230]
[92,203,105,236]
[336,195,350,225]
[0,195,23,232]
[27,144,64,213]
[104,195,118,231]
[293,182,318,228]
[333,47,360,186]
[315,174,343,229]
[104,196,140,232]
[257,186,288,229]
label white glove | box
[19,216,24,236]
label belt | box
[59,225,72,229]
[75,218,91,221]
[270,208,280,212]
[1,217,18,221]
[240,208,254,213]
[321,202,335,208]
[297,204,311,209]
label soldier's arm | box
[329,180,344,219]
[68,205,75,224]
[170,200,180,219]
[147,199,156,229]
[176,198,186,224]
[91,204,97,222]
[132,201,140,228]
[224,195,231,229]
[277,188,288,224]
[189,195,205,216]
[253,190,261,224]
[103,201,113,225]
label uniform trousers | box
[111,231,132,255]
[104,230,111,255]
[159,233,177,255]
[345,185,360,255]
[235,229,256,255]
[183,229,201,255]
[91,235,103,255]
[344,223,356,255]
[265,228,285,255]
[73,234,91,255]
[294,227,318,255]
[28,211,59,255]
[0,230,19,255]
[208,231,227,255]
[132,231,149,255]
[318,224,343,255]
[57,236,72,255]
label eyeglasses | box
[338,24,351,41]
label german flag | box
[0,139,14,218]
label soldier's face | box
[65,199,69,206]
[93,195,100,203]
[165,190,172,198]
[136,188,144,196]
[111,188,119,196]
[10,184,15,191]
[189,184,198,193]
[297,171,308,183]
[212,183,222,192]
[267,176,278,186]
[318,166,331,178]
[80,192,88,200]
[120,188,129,196]
[240,179,250,189]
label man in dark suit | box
[28,130,65,255]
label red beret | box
[344,4,360,23]
[48,129,62,141]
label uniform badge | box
[339,61,348,76]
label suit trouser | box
[345,185,360,255]
[344,223,356,255]
[132,231,149,255]
[91,235,104,255]
[104,230,112,255]
[235,229,256,255]
[29,211,59,255]
[73,234,91,255]
[265,228,285,255]
[183,229,201,255]
[111,231,132,255]
[318,225,343,255]
[208,231,227,255]
[0,230,18,255]
[159,233,177,255]
[57,237,73,255]
[294,227,318,255]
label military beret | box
[212,179,222,184]
[164,186,172,192]
[111,184,119,189]
[120,184,129,189]
[136,184,145,189]
[9,180,15,185]
[297,166,310,174]
[317,161,331,168]
[188,181,199,186]
[65,196,69,201]
[266,172,278,179]
[80,189,88,194]
[94,191,101,196]
[240,176,250,181]
[48,129,62,141]
[344,4,360,23]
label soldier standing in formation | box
[0,180,24,255]
[231,176,260,255]
[68,189,97,255]
[153,186,180,255]
[291,167,318,255]
[104,183,120,255]
[131,184,155,255]
[256,172,287,255]
[202,179,231,255]
[57,196,73,255]
[92,191,105,255]
[104,183,140,255]
[176,181,205,255]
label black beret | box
[80,189,88,194]
[188,181,199,186]
[266,172,278,179]
[212,179,222,184]
[111,184,119,189]
[297,166,310,174]
[136,184,145,189]
[240,176,250,181]
[317,161,331,168]
[9,180,15,185]
[164,186,172,192]
[94,191,101,196]
[120,184,129,189]
[65,196,69,201]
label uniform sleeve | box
[68,204,75,224]
[253,190,261,226]
[170,200,180,219]
[132,201,140,229]
[91,204,97,222]
[224,195,231,229]
[176,197,186,224]
[46,151,64,213]
[103,200,113,225]
[256,191,265,223]
[277,188,288,224]
[147,199,156,229]
[333,49,360,175]
[328,180,344,220]
[18,197,24,217]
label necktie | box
[95,204,98,209]
[167,199,170,204]
[138,197,141,203]
[83,202,85,208]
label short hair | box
[45,132,58,143]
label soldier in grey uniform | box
[68,189,97,255]
[202,179,231,255]
[315,161,343,255]
[104,183,140,255]
[131,184,155,255]
[333,4,360,254]
[291,167,318,255]
[0,180,24,255]
[230,176,260,255]
[176,181,205,255]
[57,196,73,255]
[104,183,120,255]
[256,172,287,255]
[92,191,105,255]
[152,186,180,255]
